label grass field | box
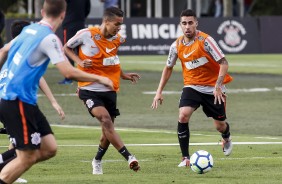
[1,54,282,183]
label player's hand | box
[151,93,164,109]
[78,59,92,68]
[121,73,141,84]
[99,76,114,90]
[52,102,65,120]
[213,87,226,105]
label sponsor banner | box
[3,17,272,54]
[88,17,261,55]
[198,17,261,54]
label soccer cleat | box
[15,178,27,183]
[128,155,140,172]
[92,159,103,175]
[178,157,190,167]
[222,137,233,156]
[58,78,73,85]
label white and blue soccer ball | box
[190,150,214,174]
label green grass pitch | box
[0,54,282,183]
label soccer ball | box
[190,150,214,174]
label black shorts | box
[179,87,227,121]
[78,89,120,118]
[0,99,53,150]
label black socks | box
[222,122,231,139]
[95,145,108,160]
[177,122,190,158]
[118,146,131,160]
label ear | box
[41,9,45,17]
[195,21,198,27]
[60,12,66,21]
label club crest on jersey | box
[217,20,247,53]
[198,36,204,41]
[119,37,125,43]
[94,34,101,40]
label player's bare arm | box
[63,45,92,68]
[213,57,229,104]
[120,70,140,84]
[55,61,113,90]
[151,66,173,109]
[39,77,65,120]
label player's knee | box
[40,145,57,161]
[47,145,57,158]
[99,116,113,129]
[179,114,189,123]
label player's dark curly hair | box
[10,20,30,38]
[103,7,124,21]
[180,9,197,19]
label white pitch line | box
[80,157,282,163]
[219,156,282,160]
[51,124,281,140]
[56,142,282,147]
[36,87,282,98]
[143,87,282,95]
[1,142,279,148]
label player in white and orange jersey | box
[151,9,233,168]
[64,7,140,174]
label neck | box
[41,17,60,32]
[99,24,112,39]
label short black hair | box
[103,7,124,21]
[10,20,30,38]
[180,9,197,19]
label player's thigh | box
[15,149,37,164]
[91,106,113,125]
[201,94,226,121]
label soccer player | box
[0,0,113,183]
[151,9,233,167]
[64,7,140,174]
[0,20,66,183]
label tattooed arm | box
[213,57,229,104]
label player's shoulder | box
[40,33,62,52]
[76,28,91,36]
[196,31,210,42]
[41,33,60,44]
